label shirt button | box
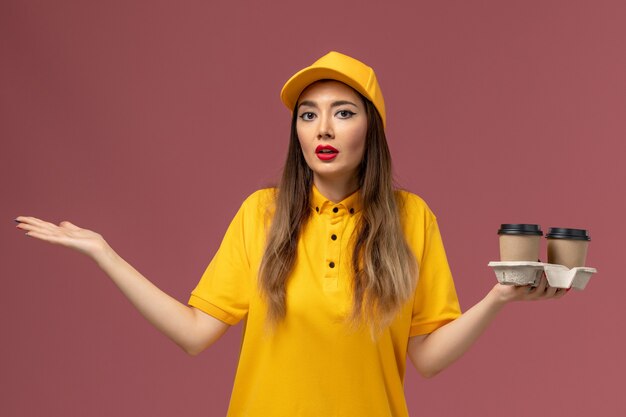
[329,261,335,268]
[332,207,339,213]
[349,208,355,214]
[331,234,337,240]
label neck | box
[313,173,359,203]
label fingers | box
[525,274,548,300]
[16,219,54,241]
[15,216,104,257]
[15,216,77,242]
[496,271,572,303]
[16,217,53,233]
[16,216,81,231]
[15,216,58,232]
[21,229,66,244]
[524,274,569,301]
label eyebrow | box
[297,100,359,110]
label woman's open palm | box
[15,216,106,259]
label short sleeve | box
[188,197,256,326]
[409,214,462,336]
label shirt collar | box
[310,184,362,215]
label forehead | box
[297,80,363,105]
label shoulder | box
[238,187,278,222]
[394,189,436,223]
[241,187,277,208]
[394,190,441,254]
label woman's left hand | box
[490,273,569,305]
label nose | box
[316,114,334,140]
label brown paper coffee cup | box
[498,224,543,261]
[546,228,590,269]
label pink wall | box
[2,1,625,416]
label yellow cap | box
[280,51,386,128]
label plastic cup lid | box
[546,227,591,241]
[497,224,543,236]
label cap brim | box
[280,66,374,113]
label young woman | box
[15,51,566,416]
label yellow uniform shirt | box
[188,186,461,417]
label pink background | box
[2,1,625,416]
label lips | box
[315,145,339,161]
[316,145,338,154]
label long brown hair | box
[258,89,417,333]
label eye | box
[299,112,316,121]
[336,110,356,119]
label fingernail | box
[14,219,20,223]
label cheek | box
[296,135,309,154]
[348,128,367,154]
[296,125,309,147]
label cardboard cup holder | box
[488,261,598,290]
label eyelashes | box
[298,110,357,121]
[337,110,356,118]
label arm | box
[15,216,228,356]
[407,277,567,378]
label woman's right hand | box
[14,216,229,354]
[15,216,108,261]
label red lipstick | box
[315,145,339,161]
